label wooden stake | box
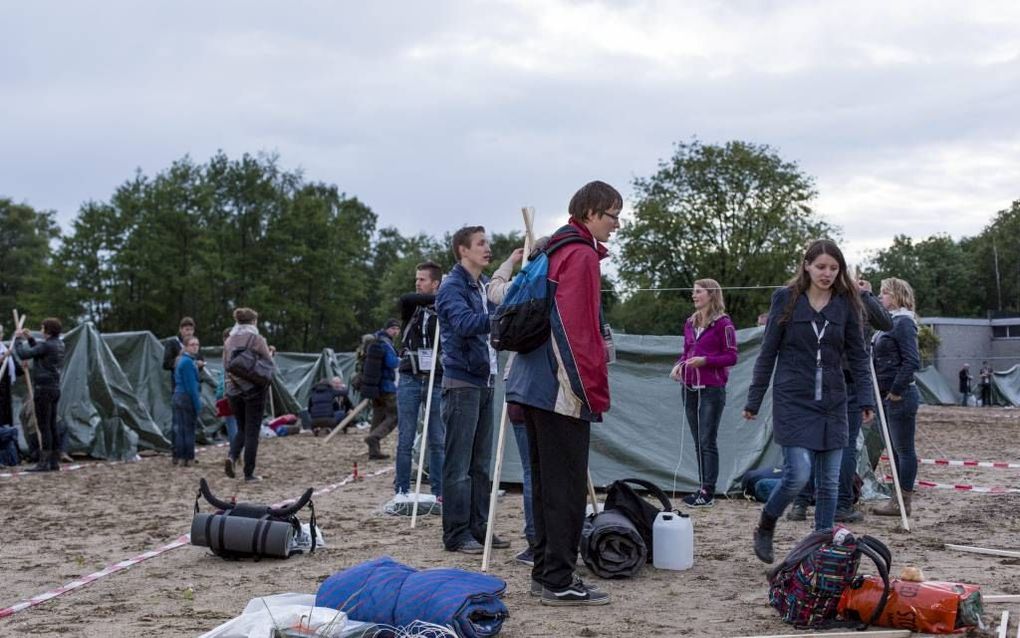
[986,595,1020,603]
[869,358,910,531]
[997,610,1008,638]
[945,544,1020,559]
[12,310,43,452]
[410,318,442,528]
[322,398,370,444]
[481,401,510,572]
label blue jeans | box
[765,446,841,531]
[172,395,197,461]
[223,415,238,442]
[440,385,494,549]
[512,420,535,542]
[683,386,726,493]
[795,384,863,512]
[395,373,445,496]
[885,385,919,491]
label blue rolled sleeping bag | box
[315,556,508,638]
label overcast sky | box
[2,1,1019,266]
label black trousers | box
[523,405,590,591]
[228,388,267,478]
[0,373,12,427]
[34,386,61,454]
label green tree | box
[861,234,983,317]
[0,198,62,324]
[970,199,1020,314]
[612,139,832,333]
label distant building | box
[921,316,1020,385]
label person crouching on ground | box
[308,377,352,436]
[172,336,203,466]
[223,307,275,482]
[506,180,621,606]
[669,278,738,508]
[871,277,921,518]
[743,239,875,564]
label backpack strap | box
[618,477,674,512]
[855,535,893,629]
[543,226,595,257]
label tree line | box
[2,143,1017,351]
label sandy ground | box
[1,405,1019,637]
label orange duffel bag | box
[838,576,983,634]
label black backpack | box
[351,334,385,400]
[603,478,674,562]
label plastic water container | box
[652,511,694,570]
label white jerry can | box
[652,510,694,570]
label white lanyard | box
[812,318,829,401]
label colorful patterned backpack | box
[768,526,892,629]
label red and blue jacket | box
[505,220,609,422]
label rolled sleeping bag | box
[580,509,647,579]
[191,513,296,558]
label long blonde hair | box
[691,278,726,329]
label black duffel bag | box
[226,334,274,387]
[602,477,673,562]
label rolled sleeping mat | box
[580,509,647,579]
[191,513,296,558]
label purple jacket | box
[676,314,738,387]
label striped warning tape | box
[883,475,1020,494]
[0,466,393,620]
[880,455,1020,470]
[0,442,230,479]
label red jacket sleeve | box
[551,245,609,415]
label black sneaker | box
[541,577,610,606]
[515,546,535,566]
[682,489,715,508]
[448,539,484,555]
[224,458,235,479]
[489,535,510,549]
[244,475,263,483]
[786,503,807,521]
[531,576,602,597]
[835,508,864,523]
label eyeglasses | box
[603,211,622,225]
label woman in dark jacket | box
[871,277,921,517]
[743,240,875,563]
[223,307,275,482]
[17,318,65,472]
[670,278,738,508]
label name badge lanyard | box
[416,309,435,373]
[812,318,829,401]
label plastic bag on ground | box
[198,592,372,638]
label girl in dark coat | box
[743,240,875,563]
[871,277,921,517]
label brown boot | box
[873,490,912,517]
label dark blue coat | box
[872,311,920,396]
[436,264,495,387]
[745,287,875,451]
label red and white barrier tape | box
[883,475,1020,494]
[0,442,230,479]
[880,455,1020,470]
[0,466,393,620]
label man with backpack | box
[505,180,621,606]
[393,261,446,498]
[435,226,509,555]
[363,320,401,460]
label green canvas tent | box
[914,365,958,405]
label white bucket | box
[652,511,694,570]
